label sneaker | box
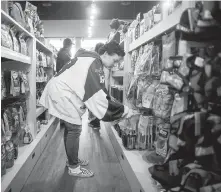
[66,159,89,167]
[68,166,94,178]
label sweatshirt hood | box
[74,48,101,61]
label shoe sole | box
[68,169,94,178]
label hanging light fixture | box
[90,20,94,27]
[90,15,95,20]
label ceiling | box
[20,1,158,20]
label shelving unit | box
[112,70,124,77]
[107,2,196,192]
[1,117,59,192]
[1,9,58,192]
[36,106,46,118]
[1,46,32,64]
[1,10,33,37]
[36,38,53,55]
[105,124,157,192]
[128,2,195,52]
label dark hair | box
[98,41,125,57]
[109,19,120,30]
[63,38,73,48]
[95,43,104,53]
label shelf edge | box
[1,46,32,64]
[128,6,184,52]
[36,107,46,118]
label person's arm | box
[83,59,132,122]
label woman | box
[39,41,137,178]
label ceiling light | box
[90,20,94,27]
[90,15,95,20]
[42,2,52,7]
[91,3,96,9]
[121,1,131,6]
[91,8,97,15]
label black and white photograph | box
[1,1,221,192]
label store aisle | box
[21,115,132,192]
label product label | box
[195,57,204,68]
[159,129,169,138]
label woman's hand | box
[125,109,140,119]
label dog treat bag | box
[156,128,170,157]
[10,71,20,96]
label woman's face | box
[101,52,123,69]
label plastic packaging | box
[153,84,174,120]
[137,110,154,150]
[1,143,6,176]
[5,140,15,168]
[10,71,20,96]
[156,128,170,157]
[1,24,13,49]
[20,72,30,95]
[162,32,176,69]
[18,33,28,55]
[142,80,158,109]
[9,27,19,52]
[1,72,6,99]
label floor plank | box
[21,116,132,192]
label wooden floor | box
[21,116,132,192]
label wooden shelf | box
[1,10,33,38]
[36,39,53,55]
[36,106,46,118]
[1,46,32,64]
[129,6,184,52]
[112,70,124,77]
[107,125,158,192]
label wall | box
[43,20,113,38]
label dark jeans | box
[63,121,82,168]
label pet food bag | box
[9,27,19,52]
[23,127,33,144]
[10,71,20,96]
[18,33,28,55]
[3,111,12,141]
[5,140,15,168]
[8,2,26,27]
[153,84,174,120]
[151,45,161,76]
[137,114,154,150]
[156,128,170,157]
[142,80,159,109]
[1,71,6,99]
[166,73,184,90]
[136,75,150,107]
[162,32,177,69]
[20,72,30,94]
[1,143,6,176]
[171,93,188,117]
[1,24,13,49]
